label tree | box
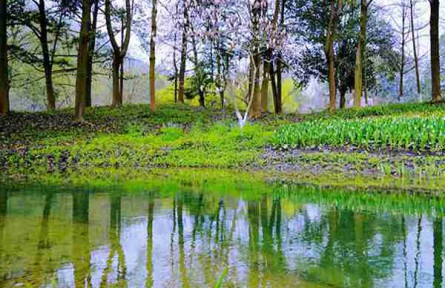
[74,0,91,120]
[287,0,397,108]
[149,0,158,111]
[353,0,373,108]
[326,0,343,111]
[0,0,9,115]
[398,0,408,100]
[409,0,421,95]
[105,0,133,107]
[86,0,102,108]
[177,0,188,104]
[429,0,441,103]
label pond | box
[0,178,444,287]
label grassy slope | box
[2,102,445,190]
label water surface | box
[0,180,444,287]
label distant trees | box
[0,0,442,117]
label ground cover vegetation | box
[3,102,445,191]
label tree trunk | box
[270,61,281,113]
[112,53,122,106]
[75,0,91,121]
[149,0,157,111]
[399,1,407,101]
[430,0,441,103]
[86,0,100,108]
[410,0,421,95]
[249,1,262,118]
[0,0,9,115]
[177,3,188,104]
[105,0,132,107]
[37,0,56,110]
[249,54,262,118]
[173,31,178,103]
[261,55,270,113]
[325,0,342,111]
[340,86,347,109]
[354,0,368,108]
[274,0,285,114]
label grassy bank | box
[2,102,445,190]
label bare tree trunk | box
[105,0,132,107]
[275,0,285,114]
[354,0,369,108]
[75,0,91,120]
[325,0,342,111]
[149,0,157,111]
[0,0,9,115]
[410,0,421,94]
[399,1,407,101]
[340,85,347,109]
[86,0,100,108]
[249,1,262,118]
[177,2,188,104]
[270,60,280,113]
[430,0,441,102]
[173,33,178,103]
[37,0,56,110]
[112,53,121,106]
[261,55,270,113]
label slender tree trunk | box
[354,0,368,108]
[173,32,178,103]
[112,53,122,106]
[274,0,285,114]
[75,0,91,120]
[149,0,157,111]
[270,61,280,113]
[216,43,224,109]
[261,55,270,113]
[0,0,9,115]
[430,0,441,103]
[340,86,347,109]
[105,0,132,107]
[177,3,188,104]
[410,0,421,94]
[399,1,407,101]
[326,0,342,111]
[86,0,100,108]
[37,0,56,110]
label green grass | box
[273,116,445,151]
[3,102,445,190]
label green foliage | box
[273,116,445,151]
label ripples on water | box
[0,181,444,287]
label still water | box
[0,180,444,287]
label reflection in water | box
[0,184,443,287]
[434,217,443,288]
[72,190,91,287]
[0,188,6,285]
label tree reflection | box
[146,193,154,288]
[0,188,7,285]
[100,193,126,287]
[433,216,443,288]
[72,190,91,288]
